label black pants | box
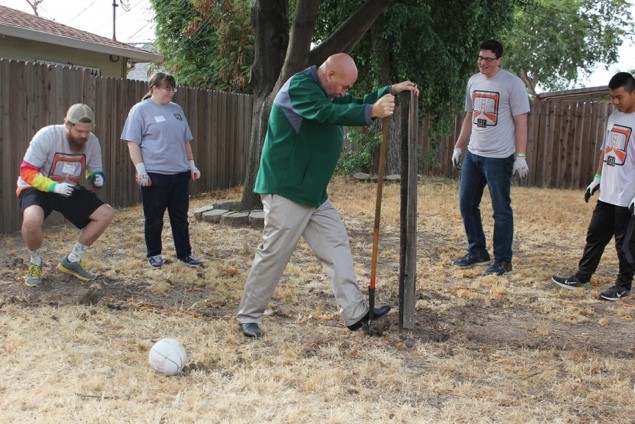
[576,200,635,290]
[141,171,192,260]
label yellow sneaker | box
[56,257,96,281]
[25,264,43,287]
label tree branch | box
[275,0,320,93]
[308,0,393,66]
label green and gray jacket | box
[254,65,391,207]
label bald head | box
[318,53,358,98]
[323,53,358,79]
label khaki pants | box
[237,195,368,327]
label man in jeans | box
[451,40,530,276]
[552,72,635,301]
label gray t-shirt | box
[17,125,102,192]
[599,110,635,207]
[464,69,530,158]
[120,99,193,174]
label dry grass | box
[1,177,634,423]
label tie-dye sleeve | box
[20,160,56,192]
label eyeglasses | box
[477,56,498,63]
[160,87,178,93]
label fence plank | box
[1,60,253,233]
[0,59,614,234]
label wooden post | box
[399,92,418,330]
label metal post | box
[112,0,118,41]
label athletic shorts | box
[19,187,105,229]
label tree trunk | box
[384,112,402,175]
[370,12,401,176]
[370,114,400,175]
[239,0,289,211]
[239,0,394,210]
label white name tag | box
[62,162,77,175]
[154,115,166,123]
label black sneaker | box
[551,275,589,290]
[484,261,512,276]
[599,285,631,301]
[347,305,391,331]
[179,254,203,267]
[451,253,491,268]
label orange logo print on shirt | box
[472,90,499,128]
[49,153,86,184]
[604,124,632,167]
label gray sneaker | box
[56,257,96,281]
[178,254,203,267]
[148,255,164,269]
[25,264,43,287]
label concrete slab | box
[202,209,228,223]
[221,211,250,227]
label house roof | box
[535,86,610,102]
[0,5,163,63]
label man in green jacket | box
[237,53,419,338]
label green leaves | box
[501,0,634,95]
[151,0,254,92]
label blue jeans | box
[141,171,192,260]
[459,151,514,262]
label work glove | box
[189,160,201,181]
[584,174,601,203]
[513,156,529,179]
[53,182,76,197]
[629,196,635,216]
[135,162,152,187]
[87,173,104,191]
[452,148,462,170]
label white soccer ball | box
[148,338,187,376]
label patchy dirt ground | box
[1,181,633,359]
[1,178,634,422]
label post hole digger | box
[366,116,391,335]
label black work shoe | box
[451,253,491,268]
[599,285,631,301]
[240,323,264,338]
[347,305,391,331]
[551,275,589,290]
[179,254,203,267]
[484,261,512,276]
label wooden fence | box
[0,60,252,233]
[0,58,614,234]
[421,99,612,188]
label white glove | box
[87,173,104,191]
[584,174,601,203]
[135,162,152,187]
[513,156,529,179]
[189,160,201,181]
[53,182,76,197]
[452,148,462,170]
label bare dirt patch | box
[1,178,633,423]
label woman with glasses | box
[121,72,203,269]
